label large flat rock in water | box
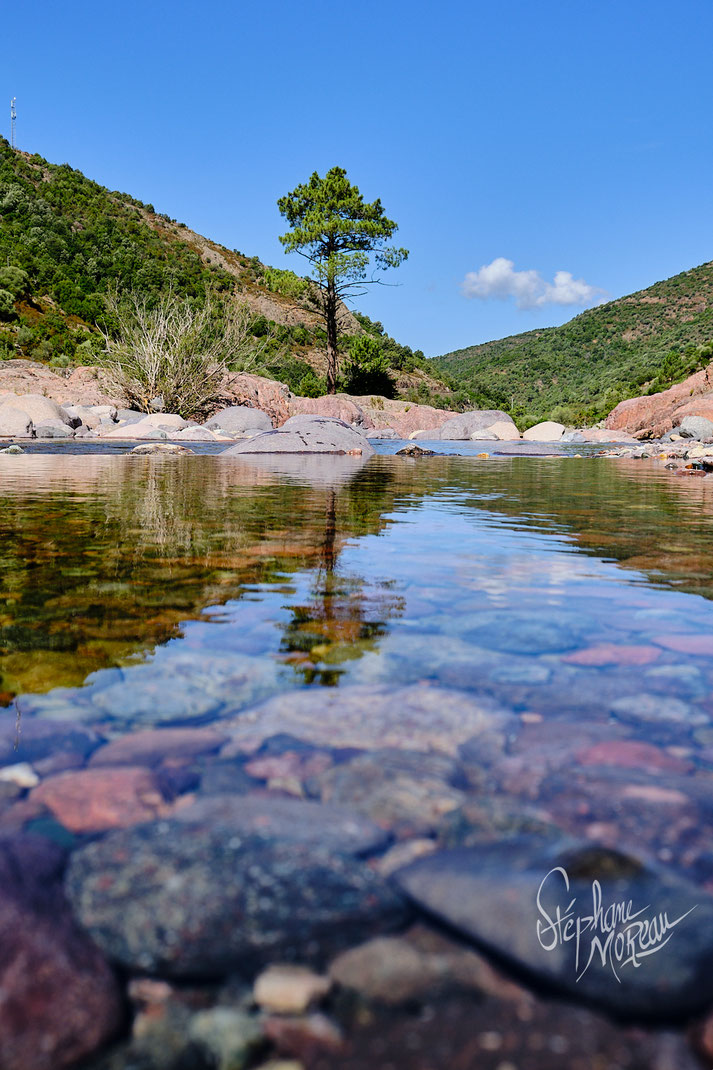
[221,684,515,757]
[222,416,374,456]
[395,837,713,1020]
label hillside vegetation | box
[433,263,713,425]
[0,138,452,404]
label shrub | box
[99,291,266,418]
[0,289,15,320]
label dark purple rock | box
[0,833,122,1070]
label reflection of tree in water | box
[0,458,405,702]
[278,489,405,685]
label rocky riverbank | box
[0,358,640,445]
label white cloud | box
[461,257,606,310]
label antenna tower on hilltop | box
[10,98,16,149]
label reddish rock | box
[653,633,713,656]
[264,1012,344,1059]
[88,727,227,768]
[605,362,713,437]
[221,372,291,425]
[31,766,169,832]
[0,360,118,408]
[0,833,122,1070]
[354,396,454,438]
[562,642,661,666]
[576,740,692,774]
[288,394,372,428]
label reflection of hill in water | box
[2,453,712,703]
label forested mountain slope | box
[433,262,713,424]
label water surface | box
[2,452,713,869]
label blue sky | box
[4,0,712,356]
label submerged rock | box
[395,838,713,1019]
[173,793,390,856]
[0,833,121,1070]
[313,749,465,836]
[442,608,588,654]
[253,965,331,1014]
[221,684,514,757]
[31,766,170,832]
[66,820,408,977]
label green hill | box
[432,262,713,426]
[0,138,450,403]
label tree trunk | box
[325,283,338,395]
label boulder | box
[221,684,513,757]
[522,421,565,441]
[677,415,713,440]
[205,405,273,435]
[173,426,220,441]
[0,406,33,438]
[64,405,100,429]
[366,426,402,440]
[0,392,72,427]
[0,360,118,408]
[130,443,194,455]
[0,833,121,1070]
[88,727,227,768]
[396,444,437,456]
[605,363,713,437]
[101,422,169,440]
[221,371,291,425]
[138,412,189,430]
[222,416,374,456]
[66,821,407,976]
[34,420,75,439]
[288,394,371,428]
[478,420,521,441]
[439,410,516,440]
[396,838,713,1019]
[115,408,145,424]
[30,766,170,832]
[173,794,390,856]
[351,396,455,438]
[579,428,638,443]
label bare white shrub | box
[99,290,271,419]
